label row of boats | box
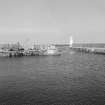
[0,44,61,57]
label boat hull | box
[42,53,61,56]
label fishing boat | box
[0,50,9,57]
[0,42,24,57]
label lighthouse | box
[69,36,73,48]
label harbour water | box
[0,46,105,105]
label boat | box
[0,50,9,57]
[43,44,61,56]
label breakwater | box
[71,47,105,55]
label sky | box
[0,0,105,45]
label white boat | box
[24,44,61,56]
[43,45,61,56]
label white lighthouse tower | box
[69,36,73,48]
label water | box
[0,48,105,105]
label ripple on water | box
[0,51,105,104]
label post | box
[69,36,73,48]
